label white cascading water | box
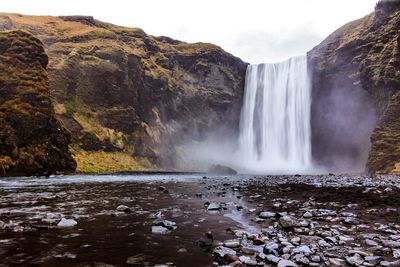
[237,55,312,173]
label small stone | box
[366,239,379,246]
[207,202,221,211]
[346,254,364,266]
[177,248,187,253]
[380,260,400,267]
[364,256,382,265]
[259,211,276,219]
[310,255,321,262]
[198,232,213,247]
[277,259,298,267]
[292,254,310,265]
[329,258,345,266]
[293,245,312,255]
[116,205,131,212]
[290,237,301,245]
[126,254,146,265]
[383,240,400,248]
[343,217,360,225]
[224,240,241,248]
[266,254,281,263]
[155,220,176,230]
[151,226,169,234]
[213,246,237,258]
[303,211,313,218]
[239,255,257,265]
[264,242,279,254]
[57,218,77,228]
[253,237,265,245]
[394,249,400,258]
[279,215,298,229]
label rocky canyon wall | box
[0,14,247,172]
[309,0,400,174]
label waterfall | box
[238,56,312,173]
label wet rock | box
[253,236,265,245]
[346,254,364,266]
[154,220,176,230]
[292,254,310,265]
[224,240,241,248]
[279,215,299,229]
[310,255,321,262]
[365,256,382,265]
[343,217,360,225]
[293,245,312,255]
[264,242,280,254]
[277,259,298,267]
[213,246,237,258]
[238,255,257,265]
[380,260,400,267]
[303,211,313,218]
[199,232,213,247]
[259,211,276,219]
[207,202,221,211]
[116,205,131,212]
[264,254,280,264]
[208,164,237,175]
[383,240,400,248]
[151,226,169,234]
[177,248,187,253]
[329,258,345,266]
[126,254,146,265]
[57,218,77,228]
[366,239,379,246]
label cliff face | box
[0,30,76,176]
[308,0,400,174]
[0,14,247,172]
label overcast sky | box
[2,0,377,63]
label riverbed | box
[0,174,400,266]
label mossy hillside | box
[0,30,76,176]
[0,13,247,172]
[309,1,400,174]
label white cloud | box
[2,0,377,63]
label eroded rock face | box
[0,14,247,171]
[308,0,400,174]
[0,30,76,176]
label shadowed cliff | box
[0,30,76,176]
[309,0,400,174]
[0,13,247,173]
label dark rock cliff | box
[0,30,76,176]
[0,14,247,172]
[308,0,400,174]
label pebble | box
[259,211,276,219]
[151,226,169,234]
[207,202,221,211]
[213,246,237,258]
[277,259,297,267]
[224,240,241,248]
[279,216,298,229]
[116,205,131,212]
[57,218,77,228]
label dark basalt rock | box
[208,164,238,175]
[0,30,76,176]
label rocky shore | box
[0,174,399,266]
